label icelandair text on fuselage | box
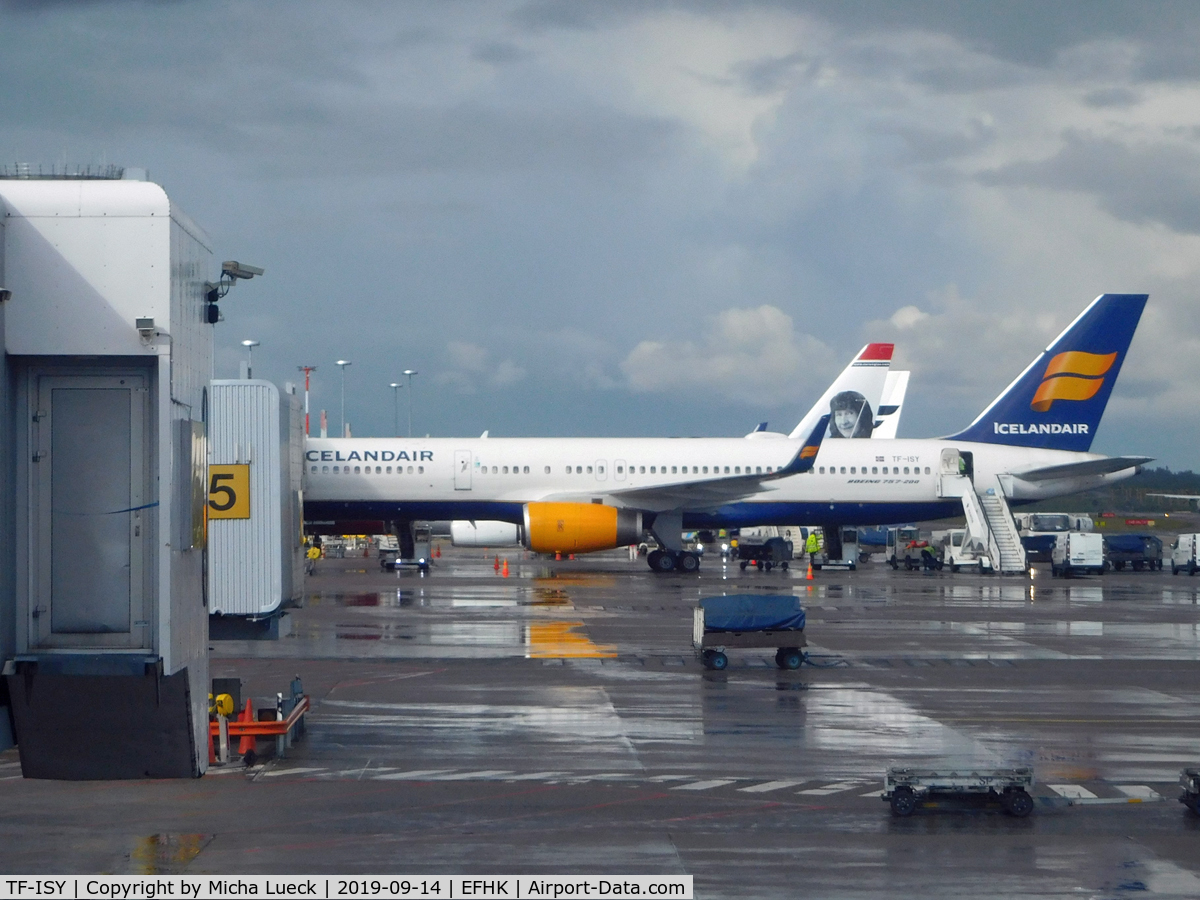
[994,422,1088,435]
[307,450,434,463]
[6,876,691,899]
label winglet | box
[776,415,829,476]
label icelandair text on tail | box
[3,877,692,900]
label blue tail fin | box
[945,293,1147,451]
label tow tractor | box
[882,767,1035,817]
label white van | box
[1171,534,1200,575]
[1051,532,1105,577]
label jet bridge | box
[937,448,1028,574]
[0,175,216,777]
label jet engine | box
[450,520,522,547]
[522,502,642,554]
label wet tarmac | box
[3,549,1200,897]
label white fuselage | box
[302,436,1132,529]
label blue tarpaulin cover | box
[700,594,805,632]
[1105,533,1159,553]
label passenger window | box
[650,466,656,473]
[407,466,414,474]
[574,466,581,474]
[332,466,339,473]
[818,466,825,474]
[641,466,646,474]
[617,466,623,474]
[735,466,741,474]
[840,467,846,474]
[598,465,604,474]
[671,466,677,474]
[310,465,317,473]
[924,466,931,475]
[322,466,329,474]
[344,468,351,475]
[756,467,762,474]
[702,466,708,474]
[904,467,910,474]
[524,466,530,474]
[376,466,382,474]
[724,466,730,474]
[871,466,877,474]
[766,467,773,473]
[850,467,856,474]
[354,466,361,474]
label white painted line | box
[1048,784,1098,800]
[673,779,738,791]
[261,767,328,778]
[860,790,884,797]
[422,769,514,780]
[738,780,808,794]
[1114,785,1163,801]
[646,775,694,782]
[798,781,863,796]
[372,768,458,780]
[503,771,572,781]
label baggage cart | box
[881,767,1035,817]
[1180,767,1200,815]
[693,594,807,670]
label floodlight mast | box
[299,366,318,436]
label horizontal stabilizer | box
[1015,456,1152,482]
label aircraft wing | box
[1147,493,1200,501]
[546,416,829,512]
[1014,456,1153,482]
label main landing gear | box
[647,549,701,573]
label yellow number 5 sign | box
[208,465,250,519]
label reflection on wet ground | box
[7,551,1200,892]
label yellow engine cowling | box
[523,502,643,554]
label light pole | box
[241,339,260,378]
[298,366,317,436]
[403,369,418,438]
[336,360,351,437]
[389,383,402,437]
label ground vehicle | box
[693,595,807,670]
[1104,533,1163,570]
[1171,534,1200,575]
[1180,768,1200,815]
[735,536,792,571]
[1016,513,1094,562]
[1051,532,1105,576]
[887,527,942,570]
[381,524,432,571]
[942,528,994,573]
[882,768,1034,818]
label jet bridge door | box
[30,373,151,650]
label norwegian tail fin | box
[789,342,893,440]
[945,293,1147,451]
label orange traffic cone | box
[555,551,561,561]
[569,554,575,560]
[434,545,441,558]
[806,562,814,580]
[502,558,509,577]
[494,555,500,572]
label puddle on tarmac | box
[128,833,211,875]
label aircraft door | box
[454,450,472,490]
[31,373,151,650]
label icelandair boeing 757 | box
[305,294,1149,572]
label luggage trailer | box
[882,767,1035,818]
[1180,768,1200,815]
[693,595,807,671]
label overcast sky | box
[3,1,1199,468]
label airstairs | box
[938,451,1028,575]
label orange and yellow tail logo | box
[1030,351,1117,412]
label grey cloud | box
[1083,86,1140,108]
[979,133,1200,234]
[731,51,820,95]
[472,41,532,66]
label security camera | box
[221,261,264,280]
[0,288,11,303]
[136,317,157,341]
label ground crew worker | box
[306,542,321,576]
[805,529,821,566]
